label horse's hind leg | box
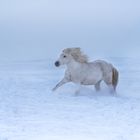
[104,77,116,94]
[95,80,101,92]
[102,72,115,94]
[108,84,116,94]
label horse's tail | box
[112,67,119,90]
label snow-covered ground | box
[0,57,140,140]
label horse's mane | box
[63,48,88,63]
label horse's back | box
[90,60,112,70]
[90,60,113,78]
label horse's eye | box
[63,55,66,58]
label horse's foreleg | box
[52,78,70,91]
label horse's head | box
[54,49,74,67]
[55,48,88,67]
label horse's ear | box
[63,47,81,54]
[71,48,80,52]
[63,48,72,54]
[69,47,80,54]
[75,48,80,51]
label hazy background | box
[0,0,140,61]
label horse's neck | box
[67,60,81,71]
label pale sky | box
[0,0,140,60]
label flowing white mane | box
[63,48,88,63]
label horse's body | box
[53,48,119,94]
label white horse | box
[52,48,119,94]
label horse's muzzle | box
[55,61,60,67]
